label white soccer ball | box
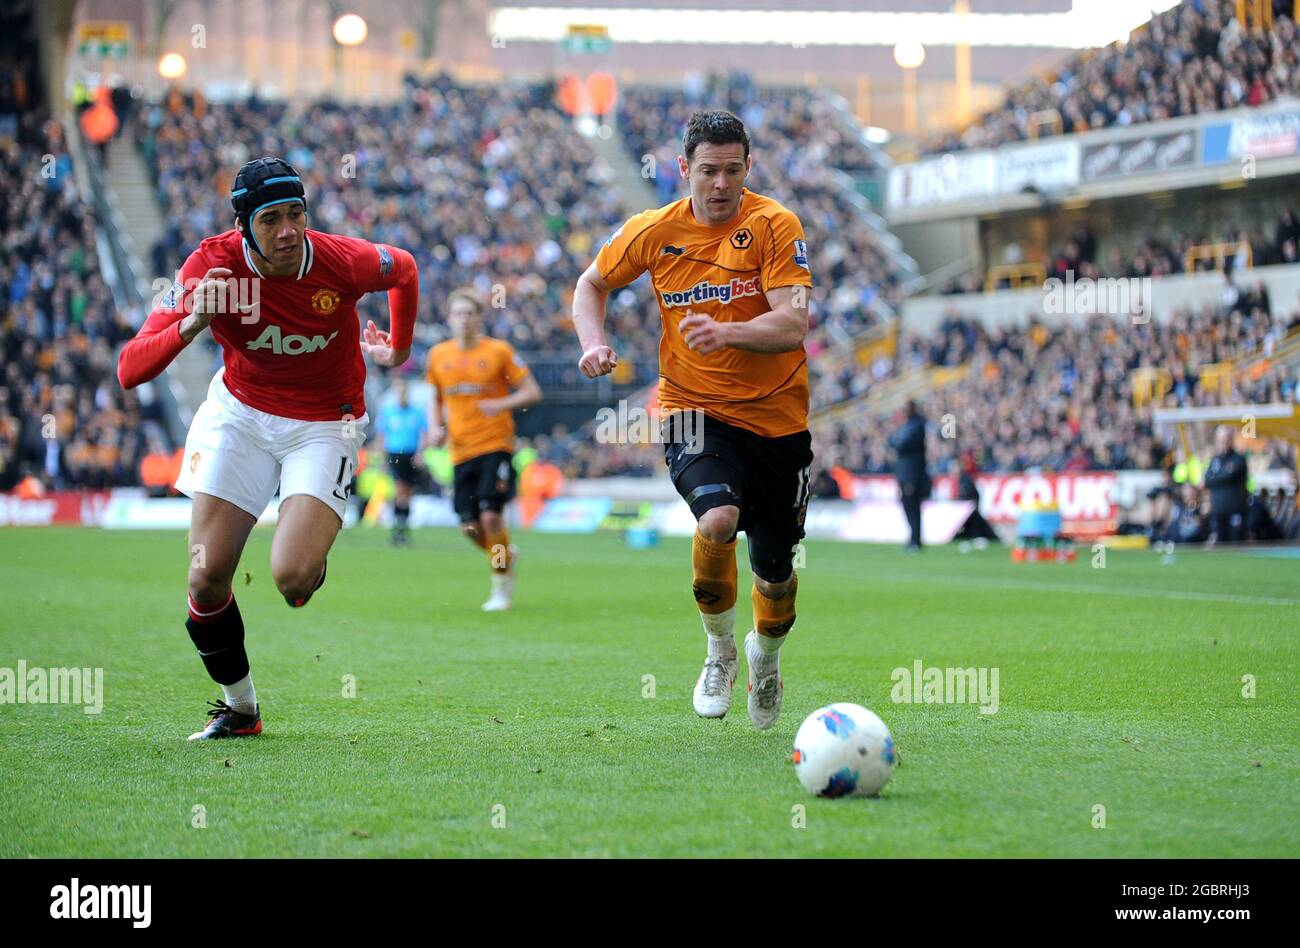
[791,703,897,798]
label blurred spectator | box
[887,400,929,550]
[1203,424,1248,542]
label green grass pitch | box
[1,526,1296,857]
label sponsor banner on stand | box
[0,491,114,526]
[839,472,1117,535]
[1203,110,1300,164]
[1082,129,1196,181]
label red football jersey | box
[118,229,417,421]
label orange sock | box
[484,527,511,573]
[692,529,737,615]
[752,573,797,639]
[464,527,489,551]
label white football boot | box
[693,654,739,718]
[745,630,783,730]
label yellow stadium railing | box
[1185,241,1252,274]
[1199,362,1235,400]
[984,262,1046,292]
[1131,366,1171,407]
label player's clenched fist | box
[189,268,235,323]
[579,344,619,378]
[680,310,730,355]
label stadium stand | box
[816,297,1299,483]
[964,211,1300,293]
[0,87,149,491]
[927,0,1300,154]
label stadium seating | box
[816,299,1299,481]
[0,115,148,490]
[927,0,1300,154]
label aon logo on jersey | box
[246,325,339,355]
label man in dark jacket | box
[1203,425,1249,543]
[888,401,929,550]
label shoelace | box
[700,659,732,696]
[204,699,236,719]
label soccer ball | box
[791,703,897,798]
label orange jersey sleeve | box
[498,340,531,388]
[595,209,661,289]
[759,207,813,292]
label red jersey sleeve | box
[117,249,209,389]
[349,241,418,351]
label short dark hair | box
[682,109,750,162]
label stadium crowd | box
[956,211,1300,293]
[927,0,1300,153]
[0,101,154,492]
[813,292,1299,484]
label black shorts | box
[663,413,813,583]
[452,450,516,523]
[388,451,418,484]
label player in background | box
[426,288,543,611]
[572,110,813,730]
[117,157,418,740]
[377,378,426,545]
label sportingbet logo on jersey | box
[660,277,762,308]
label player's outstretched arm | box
[574,260,619,378]
[355,243,418,368]
[426,384,446,447]
[118,263,233,389]
[479,373,543,417]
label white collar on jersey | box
[243,234,314,280]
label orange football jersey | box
[596,188,812,437]
[425,337,531,465]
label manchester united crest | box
[311,288,342,315]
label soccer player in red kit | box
[118,157,418,740]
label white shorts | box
[175,370,368,521]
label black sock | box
[395,503,410,528]
[186,597,249,686]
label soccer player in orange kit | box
[572,110,814,729]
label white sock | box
[221,673,257,716]
[748,630,785,669]
[702,607,737,660]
